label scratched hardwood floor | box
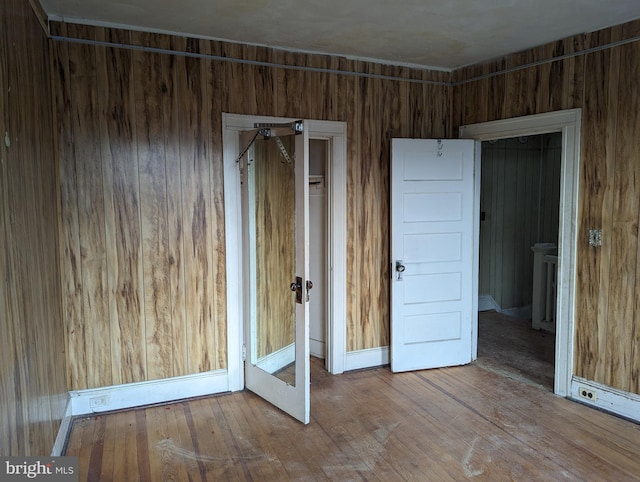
[65,357,640,481]
[476,310,555,390]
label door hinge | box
[242,344,246,361]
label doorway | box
[476,133,561,390]
[461,108,581,397]
[223,114,347,398]
[309,139,328,362]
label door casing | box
[223,114,348,392]
[460,108,582,397]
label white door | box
[241,123,310,424]
[391,139,476,372]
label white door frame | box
[460,108,581,397]
[223,113,347,392]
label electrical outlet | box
[578,387,597,402]
[89,395,109,410]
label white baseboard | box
[51,398,73,456]
[478,294,500,312]
[500,304,532,320]
[310,339,325,359]
[256,343,295,374]
[533,319,556,333]
[571,376,640,423]
[70,369,228,416]
[479,295,532,320]
[345,347,389,371]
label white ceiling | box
[41,0,640,70]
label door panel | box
[391,139,476,373]
[242,124,310,423]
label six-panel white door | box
[391,139,476,372]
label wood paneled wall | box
[51,22,450,389]
[453,20,640,395]
[0,0,67,455]
[7,0,640,411]
[479,134,561,310]
[53,25,228,390]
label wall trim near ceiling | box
[454,33,640,86]
[571,377,640,423]
[48,34,450,86]
[49,27,640,89]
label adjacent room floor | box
[476,310,555,389]
[65,347,640,480]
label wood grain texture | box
[0,0,67,456]
[220,43,277,115]
[207,55,228,370]
[71,24,117,390]
[65,359,640,480]
[176,38,220,374]
[52,17,640,394]
[453,22,640,395]
[574,48,619,384]
[338,59,361,353]
[54,21,452,375]
[608,41,640,392]
[134,44,173,381]
[56,33,231,389]
[157,34,190,377]
[354,72,382,350]
[95,27,147,387]
[52,22,85,390]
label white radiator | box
[531,243,558,333]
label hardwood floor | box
[65,357,640,481]
[476,310,555,390]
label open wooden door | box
[241,122,310,423]
[390,139,477,372]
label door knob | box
[395,260,405,281]
[291,276,303,304]
[305,280,313,302]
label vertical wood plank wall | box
[48,16,640,397]
[51,22,450,390]
[452,20,640,396]
[5,0,640,454]
[53,26,228,390]
[0,0,67,455]
[479,134,561,310]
